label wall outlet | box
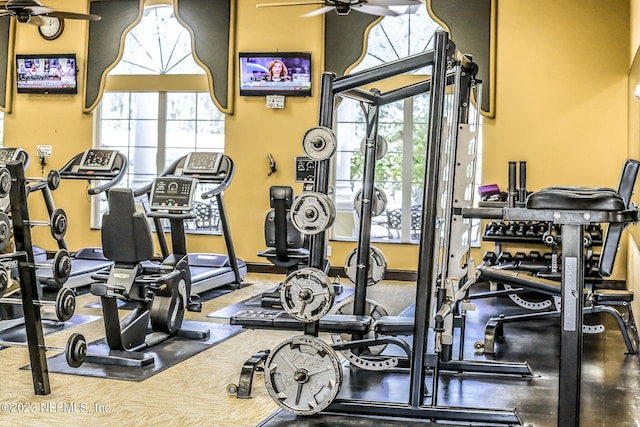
[327,245,332,256]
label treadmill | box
[36,149,128,290]
[135,152,247,295]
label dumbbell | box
[528,251,542,262]
[0,167,10,199]
[0,212,10,252]
[0,282,76,322]
[514,252,527,262]
[0,249,73,290]
[28,208,68,242]
[484,222,498,236]
[36,249,72,286]
[497,251,513,264]
[0,332,86,368]
[494,223,507,236]
[25,170,61,191]
[482,251,497,265]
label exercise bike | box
[89,177,209,367]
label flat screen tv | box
[239,52,311,97]
[16,54,78,94]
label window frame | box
[92,4,225,234]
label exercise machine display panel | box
[183,152,223,174]
[295,156,315,183]
[150,177,197,211]
[78,149,118,171]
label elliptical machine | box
[89,177,209,367]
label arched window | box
[333,5,482,244]
[94,4,225,234]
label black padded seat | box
[258,186,309,270]
[102,188,154,264]
[526,187,625,211]
[230,310,371,333]
[593,288,634,303]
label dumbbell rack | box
[480,160,605,282]
[5,161,52,394]
[482,221,603,271]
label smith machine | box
[233,31,528,424]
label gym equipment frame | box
[464,177,640,426]
[236,31,524,425]
[4,161,86,394]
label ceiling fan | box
[0,0,101,24]
[256,0,424,17]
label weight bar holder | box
[5,161,54,395]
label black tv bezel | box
[16,53,78,95]
[239,51,312,97]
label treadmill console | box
[150,177,198,211]
[182,152,223,174]
[78,149,118,171]
[0,148,19,166]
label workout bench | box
[475,159,640,355]
[463,158,640,426]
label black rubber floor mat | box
[38,321,243,381]
[207,286,354,319]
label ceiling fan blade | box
[257,1,325,7]
[45,11,101,21]
[355,5,399,16]
[28,15,44,26]
[367,0,423,6]
[26,6,55,15]
[301,6,334,17]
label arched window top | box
[110,4,204,75]
[351,6,442,73]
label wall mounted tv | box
[16,54,78,94]
[239,52,311,97]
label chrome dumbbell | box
[0,332,86,368]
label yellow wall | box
[2,1,633,276]
[629,2,640,239]
[480,0,630,278]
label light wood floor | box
[0,273,417,427]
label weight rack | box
[5,161,52,394]
[273,31,521,424]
